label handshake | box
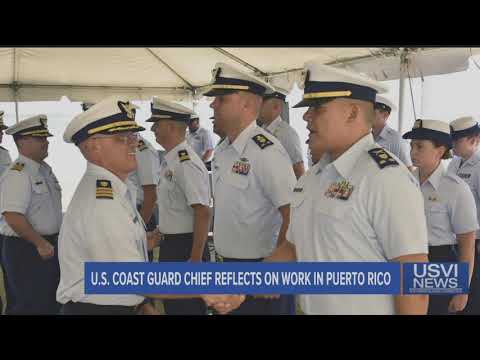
[201,294,280,314]
[202,294,246,314]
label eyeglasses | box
[91,132,139,144]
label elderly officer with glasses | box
[56,96,244,315]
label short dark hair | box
[431,139,452,160]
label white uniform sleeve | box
[367,169,429,259]
[84,200,145,261]
[0,171,31,215]
[257,147,297,208]
[176,161,210,207]
[450,181,480,234]
[474,171,480,200]
[398,139,413,167]
[136,149,157,186]
[283,128,304,165]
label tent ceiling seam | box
[145,48,194,91]
[213,48,268,77]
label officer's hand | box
[137,302,161,316]
[448,294,469,313]
[37,241,54,260]
[188,255,203,263]
[146,229,162,251]
[202,294,245,314]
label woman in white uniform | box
[403,119,479,315]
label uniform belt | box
[220,256,264,263]
[163,233,193,241]
[1,233,59,245]
[62,301,136,315]
[428,244,458,257]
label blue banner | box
[402,262,469,295]
[84,262,401,295]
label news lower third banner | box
[84,262,469,295]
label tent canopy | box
[0,47,477,104]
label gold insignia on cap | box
[212,67,221,80]
[96,179,113,199]
[117,101,135,120]
[303,90,352,100]
[88,120,137,135]
[11,162,25,172]
[208,84,250,91]
[178,150,190,162]
[137,139,147,151]
[413,119,422,129]
[368,148,399,169]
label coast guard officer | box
[186,114,214,170]
[148,97,211,315]
[403,119,478,314]
[448,116,480,314]
[267,60,429,315]
[373,95,413,169]
[0,115,62,314]
[258,87,305,179]
[82,102,160,261]
[57,96,243,315]
[204,62,297,315]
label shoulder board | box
[11,162,25,172]
[96,179,113,200]
[178,150,190,162]
[368,148,399,169]
[137,140,148,152]
[252,134,274,149]
[0,146,7,150]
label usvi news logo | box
[402,263,469,295]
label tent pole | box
[398,58,406,133]
[14,100,19,123]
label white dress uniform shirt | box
[0,154,62,236]
[288,134,429,315]
[374,125,413,167]
[56,162,148,306]
[128,136,160,206]
[448,152,480,239]
[157,141,210,235]
[186,127,214,159]
[414,163,478,246]
[0,146,12,175]
[157,141,211,234]
[262,116,304,165]
[212,121,296,259]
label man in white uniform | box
[372,95,413,169]
[266,60,430,315]
[204,62,297,315]
[57,96,244,315]
[0,115,62,314]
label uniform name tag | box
[325,180,354,200]
[293,187,303,193]
[458,173,471,179]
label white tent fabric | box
[0,47,477,104]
